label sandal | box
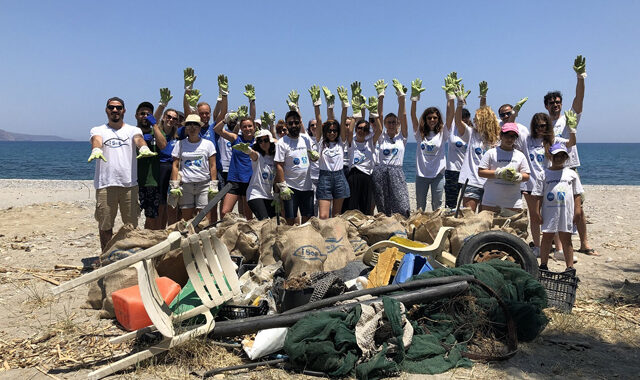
[577,248,601,256]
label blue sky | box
[0,0,638,142]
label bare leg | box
[462,197,479,213]
[554,233,563,253]
[221,193,239,219]
[167,206,179,225]
[181,208,195,221]
[240,197,253,220]
[332,199,345,217]
[318,199,331,219]
[540,232,555,267]
[524,194,541,247]
[558,232,574,268]
[157,205,168,229]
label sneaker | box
[532,247,540,258]
[563,267,577,277]
[539,263,549,271]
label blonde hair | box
[474,106,501,147]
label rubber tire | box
[455,231,539,277]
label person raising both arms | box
[88,97,157,250]
[410,76,453,212]
[244,129,278,220]
[155,107,181,227]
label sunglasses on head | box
[287,120,300,127]
[107,105,123,111]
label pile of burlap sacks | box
[83,209,528,318]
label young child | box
[531,143,583,272]
[477,123,530,212]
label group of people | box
[89,56,597,273]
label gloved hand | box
[261,111,274,127]
[88,148,106,162]
[145,115,157,125]
[225,111,238,124]
[208,180,219,199]
[337,86,350,108]
[479,81,488,98]
[366,96,379,118]
[513,97,528,112]
[237,105,249,119]
[309,85,322,106]
[392,79,407,97]
[410,78,426,101]
[277,182,293,201]
[565,110,578,133]
[184,67,196,90]
[186,89,201,112]
[442,73,457,99]
[455,84,470,104]
[244,84,256,101]
[374,79,387,97]
[350,81,362,97]
[159,88,172,107]
[233,142,251,153]
[494,167,510,181]
[287,90,300,111]
[136,145,158,159]
[352,95,366,118]
[270,193,282,214]
[218,74,229,96]
[322,86,335,109]
[449,72,463,87]
[573,55,587,78]
[169,180,183,198]
[307,149,320,162]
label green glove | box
[169,183,183,198]
[218,74,229,96]
[271,194,282,215]
[454,84,470,104]
[573,55,587,78]
[322,86,335,109]
[410,78,426,101]
[277,182,293,201]
[352,95,365,118]
[186,89,201,111]
[225,112,238,124]
[287,90,300,111]
[565,110,578,132]
[374,79,387,97]
[337,86,350,108]
[88,148,106,163]
[513,97,528,112]
[159,88,172,107]
[261,111,275,127]
[307,149,320,162]
[442,73,456,99]
[366,96,379,118]
[392,79,407,97]
[309,85,322,106]
[208,180,219,199]
[237,105,249,119]
[184,67,196,90]
[136,146,158,159]
[244,84,256,101]
[350,81,362,97]
[449,72,463,87]
[479,81,488,98]
[233,142,251,153]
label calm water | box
[0,141,638,185]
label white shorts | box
[180,181,209,209]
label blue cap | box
[549,142,568,155]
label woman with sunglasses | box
[214,114,256,220]
[156,108,180,227]
[244,129,277,220]
[274,119,288,140]
[410,77,453,212]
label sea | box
[0,141,638,185]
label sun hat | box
[184,114,203,127]
[255,129,275,142]
[501,122,519,135]
[549,142,569,155]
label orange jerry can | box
[112,277,181,331]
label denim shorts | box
[462,184,484,201]
[316,169,350,200]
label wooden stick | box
[54,264,84,271]
[30,273,60,286]
[36,366,61,380]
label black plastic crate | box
[216,300,269,320]
[538,269,579,313]
[230,255,244,270]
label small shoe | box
[539,263,549,271]
[563,267,577,277]
[532,246,540,258]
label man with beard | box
[88,97,157,250]
[274,110,315,225]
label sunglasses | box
[257,137,270,143]
[107,105,123,111]
[356,126,369,131]
[536,124,548,128]
[426,116,438,121]
[287,120,301,126]
[327,129,339,134]
[499,112,511,118]
[138,111,151,116]
[547,100,562,105]
[165,115,178,120]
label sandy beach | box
[0,179,638,379]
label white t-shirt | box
[479,147,529,208]
[532,167,584,233]
[274,134,313,191]
[552,110,581,168]
[458,130,495,188]
[348,138,375,175]
[90,123,143,189]
[523,136,569,192]
[218,135,233,172]
[247,154,275,201]
[172,139,216,183]
[375,132,407,167]
[319,139,345,172]
[415,129,449,178]
[446,124,471,172]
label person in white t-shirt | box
[478,123,530,211]
[245,129,277,220]
[169,114,218,222]
[410,76,453,212]
[88,97,157,250]
[531,143,583,273]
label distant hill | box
[0,128,72,141]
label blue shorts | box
[463,184,484,201]
[283,188,315,219]
[316,169,350,200]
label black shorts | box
[139,186,160,218]
[218,171,228,190]
[228,181,249,196]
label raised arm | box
[571,55,586,114]
[244,84,256,120]
[322,86,336,121]
[151,117,167,150]
[410,78,426,134]
[155,88,172,121]
[215,74,229,124]
[373,79,387,119]
[478,81,488,108]
[366,96,383,145]
[213,118,238,143]
[410,99,419,134]
[454,99,466,137]
[309,85,323,143]
[182,67,197,116]
[392,79,408,138]
[341,105,349,143]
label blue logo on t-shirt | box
[529,153,535,161]
[354,157,360,164]
[391,148,398,155]
[536,154,545,163]
[426,144,434,152]
[383,148,391,156]
[455,141,463,148]
[262,172,268,180]
[293,157,300,165]
[557,191,565,201]
[226,142,232,147]
[546,192,554,201]
[420,143,425,150]
[474,147,483,155]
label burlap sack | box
[406,209,443,244]
[340,209,375,229]
[311,218,355,272]
[219,220,265,263]
[258,219,290,265]
[276,223,326,279]
[100,224,169,264]
[442,209,494,255]
[358,213,408,245]
[492,209,529,239]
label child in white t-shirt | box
[478,123,530,212]
[531,143,583,272]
